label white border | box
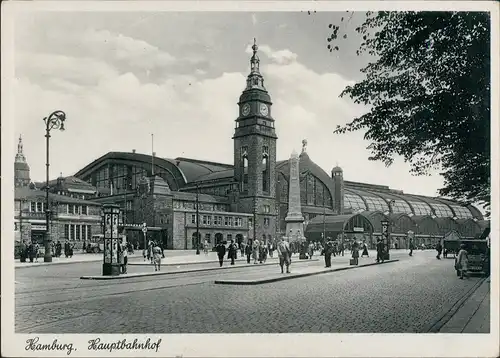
[2,1,499,357]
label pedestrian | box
[28,241,34,263]
[203,240,209,255]
[455,244,469,279]
[152,243,162,271]
[409,239,414,257]
[436,241,443,260]
[376,238,384,263]
[216,241,226,267]
[276,237,291,274]
[351,241,359,265]
[19,240,27,263]
[361,241,369,258]
[308,242,314,259]
[82,240,87,253]
[245,240,252,264]
[324,240,333,268]
[34,242,40,262]
[56,241,62,257]
[443,248,448,258]
[227,239,237,265]
[262,243,268,263]
[64,240,70,258]
[123,242,129,273]
[268,241,274,258]
[240,242,245,258]
[252,239,260,264]
[339,241,345,257]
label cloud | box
[12,34,444,197]
[245,43,298,65]
[81,28,176,70]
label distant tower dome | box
[14,135,31,187]
[331,165,343,175]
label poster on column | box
[104,213,112,238]
[112,215,118,238]
[112,240,118,263]
[104,239,112,263]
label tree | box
[325,11,490,214]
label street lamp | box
[43,110,66,262]
[195,183,200,255]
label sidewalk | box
[439,278,490,333]
[215,259,400,285]
[81,258,321,280]
[15,248,411,269]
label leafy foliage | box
[326,11,490,213]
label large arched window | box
[344,192,367,212]
[262,146,270,193]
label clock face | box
[242,104,251,116]
[260,103,269,116]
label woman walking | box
[351,241,360,265]
[361,241,369,258]
[456,244,469,279]
[152,242,162,271]
[252,239,260,264]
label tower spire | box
[246,38,265,90]
[15,135,26,163]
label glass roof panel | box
[344,193,367,211]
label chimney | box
[132,149,136,153]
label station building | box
[17,41,489,250]
[14,136,102,249]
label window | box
[207,215,212,225]
[248,218,253,227]
[408,201,431,216]
[264,217,270,227]
[76,225,81,241]
[430,203,453,217]
[205,233,211,243]
[87,226,92,239]
[64,225,69,240]
[36,202,43,212]
[202,215,207,225]
[191,214,196,224]
[228,217,234,226]
[227,234,233,241]
[224,217,229,226]
[363,196,389,212]
[389,199,412,214]
[81,225,86,241]
[30,202,36,212]
[82,206,88,215]
[344,193,367,211]
[450,205,473,219]
[235,217,242,227]
[263,205,270,213]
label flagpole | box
[151,133,154,176]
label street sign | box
[142,227,148,234]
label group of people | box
[18,240,40,263]
[144,240,164,271]
[18,240,77,263]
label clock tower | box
[233,39,278,243]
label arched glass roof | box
[344,190,367,211]
[406,200,433,216]
[349,189,390,212]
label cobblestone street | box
[15,250,488,333]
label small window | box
[191,214,196,224]
[36,202,43,212]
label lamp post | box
[195,183,200,255]
[43,110,66,262]
[381,220,390,260]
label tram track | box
[15,264,284,307]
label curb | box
[128,257,281,267]
[80,258,320,280]
[424,276,489,333]
[214,259,400,285]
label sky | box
[11,10,448,197]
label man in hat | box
[376,238,385,263]
[276,237,291,274]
